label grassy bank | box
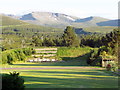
[57,47,91,57]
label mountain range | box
[1,13,118,36]
[6,12,119,28]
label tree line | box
[2,26,119,57]
[31,26,119,54]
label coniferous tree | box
[62,26,80,47]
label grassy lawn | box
[2,62,118,88]
[1,47,118,88]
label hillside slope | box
[1,15,63,37]
[96,19,119,26]
[1,15,27,26]
[19,12,111,28]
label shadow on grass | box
[14,53,90,67]
[21,69,118,77]
[2,68,118,88]
[22,71,118,88]
[61,53,89,61]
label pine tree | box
[62,26,80,47]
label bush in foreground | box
[2,71,25,90]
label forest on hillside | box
[2,25,120,65]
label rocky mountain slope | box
[6,12,118,28]
[18,12,117,28]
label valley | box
[1,11,119,89]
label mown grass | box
[1,47,118,88]
[2,62,118,88]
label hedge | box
[2,48,35,64]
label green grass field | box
[2,62,118,88]
[1,47,118,88]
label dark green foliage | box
[90,56,102,66]
[81,29,119,56]
[32,36,43,47]
[2,71,25,90]
[97,46,109,55]
[80,34,103,48]
[2,48,34,64]
[103,29,120,56]
[16,49,26,61]
[97,46,114,56]
[87,50,94,64]
[7,53,15,64]
[87,49,102,66]
[31,35,64,47]
[22,48,33,56]
[62,26,80,47]
[43,38,56,46]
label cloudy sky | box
[0,0,119,19]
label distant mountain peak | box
[75,16,93,22]
[6,11,117,28]
[75,16,109,23]
[19,12,78,26]
[20,13,36,20]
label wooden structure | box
[33,48,57,57]
[102,58,115,67]
[27,48,58,62]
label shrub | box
[86,50,94,64]
[2,52,8,64]
[2,71,25,90]
[100,51,107,56]
[98,46,114,56]
[98,46,108,55]
[87,49,102,66]
[22,48,33,56]
[17,49,26,61]
[107,62,118,72]
[2,48,34,64]
[90,56,102,66]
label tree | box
[62,26,80,47]
[43,38,56,46]
[101,29,120,56]
[32,36,42,46]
